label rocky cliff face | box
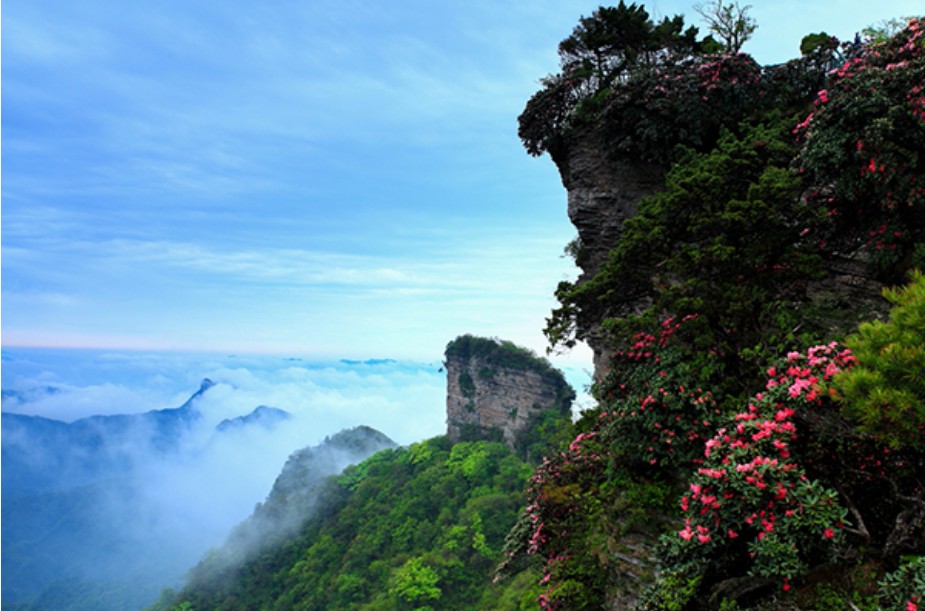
[552,129,886,379]
[444,335,574,452]
[554,128,666,377]
[556,127,666,279]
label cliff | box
[444,335,574,452]
[553,123,887,381]
[553,126,666,378]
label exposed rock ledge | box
[444,335,574,453]
[554,127,666,378]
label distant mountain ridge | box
[178,425,397,580]
[2,378,233,499]
[0,377,305,611]
[216,405,292,433]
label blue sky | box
[3,0,922,362]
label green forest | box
[155,3,924,609]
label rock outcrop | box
[444,335,574,452]
[554,128,666,378]
[552,128,887,379]
[556,126,666,280]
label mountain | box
[159,12,924,611]
[2,378,214,500]
[152,436,547,610]
[215,405,292,433]
[1,378,354,611]
[167,426,397,580]
[151,339,575,610]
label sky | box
[3,0,923,363]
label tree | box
[389,557,442,607]
[834,270,925,449]
[694,0,757,53]
[517,3,700,159]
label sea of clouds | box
[1,348,450,444]
[1,346,592,607]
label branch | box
[835,484,871,543]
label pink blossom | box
[788,377,813,398]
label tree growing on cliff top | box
[693,0,757,53]
[557,2,700,92]
[518,3,702,159]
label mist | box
[1,348,445,610]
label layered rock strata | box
[554,128,666,377]
[444,335,574,451]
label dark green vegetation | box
[445,335,561,380]
[156,6,924,610]
[181,426,397,580]
[153,438,547,610]
[502,4,925,609]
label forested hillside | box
[153,437,554,609]
[155,4,923,609]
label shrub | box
[878,555,925,610]
[834,270,925,448]
[650,343,855,604]
[797,17,925,281]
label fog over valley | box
[0,348,455,609]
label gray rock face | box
[444,336,573,451]
[555,128,666,378]
[558,127,666,280]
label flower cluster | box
[910,84,925,124]
[511,316,715,609]
[695,52,762,99]
[797,17,925,278]
[596,315,722,470]
[671,343,854,585]
[514,425,609,609]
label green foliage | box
[557,2,699,89]
[878,555,925,609]
[797,17,925,282]
[548,118,834,392]
[834,270,925,448]
[166,437,540,610]
[337,447,400,491]
[800,32,839,56]
[388,557,442,607]
[514,408,576,464]
[445,335,565,388]
[810,583,879,611]
[594,316,722,471]
[499,317,713,610]
[458,371,476,398]
[518,3,704,160]
[862,17,917,43]
[597,52,764,164]
[634,559,704,610]
[455,422,505,444]
[643,344,853,605]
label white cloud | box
[2,350,448,443]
